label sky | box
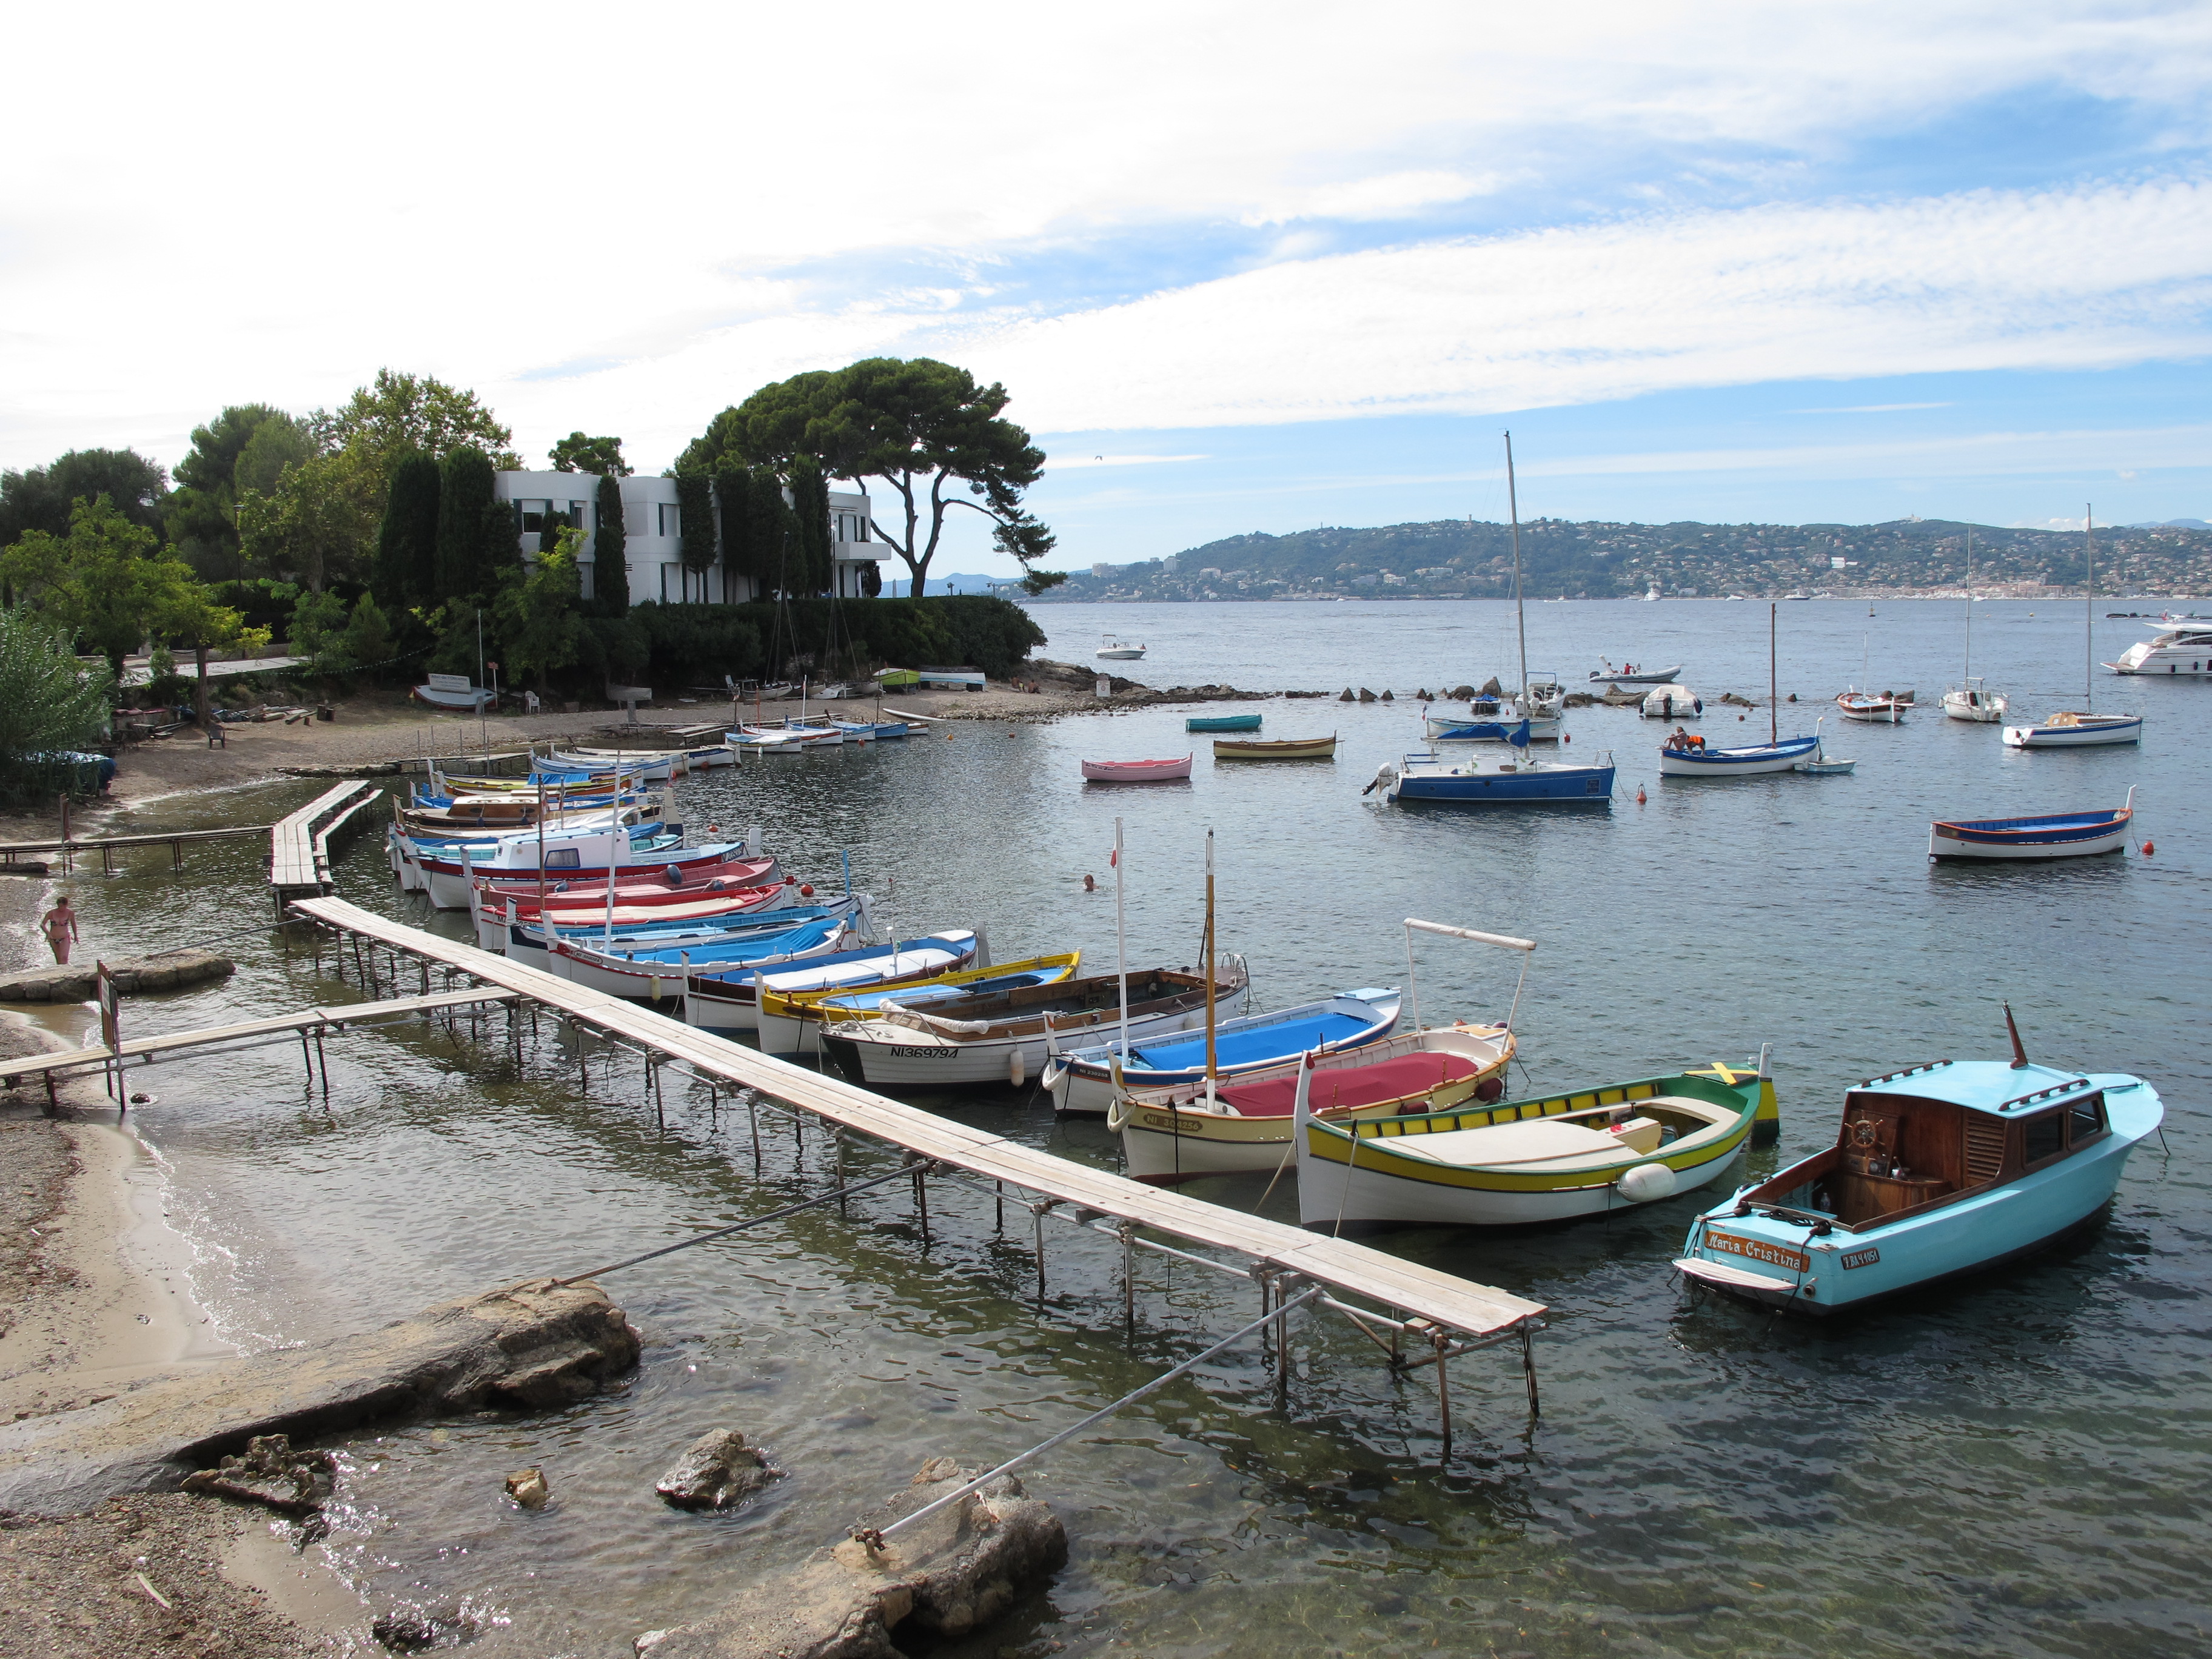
[4,1,2210,575]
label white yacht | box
[2106,617,2212,676]
[1095,634,1146,660]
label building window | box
[516,499,552,533]
[659,503,681,538]
[662,564,682,603]
[579,560,595,602]
[569,501,593,531]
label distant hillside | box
[1038,517,2212,602]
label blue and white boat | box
[1658,732,1820,777]
[1929,790,2136,860]
[1372,725,1615,804]
[1042,988,1402,1116]
[547,906,867,999]
[687,930,982,1040]
[1674,1017,2162,1315]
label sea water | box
[40,598,2210,1657]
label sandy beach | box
[0,1022,363,1657]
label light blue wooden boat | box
[1187,713,1262,732]
[1675,1016,2162,1315]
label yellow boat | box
[754,951,1081,1058]
[1213,734,1336,760]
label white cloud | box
[1044,453,1212,470]
[4,1,2212,471]
[1788,403,1957,414]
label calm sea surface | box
[34,598,2210,1657]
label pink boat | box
[1081,754,1193,783]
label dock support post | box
[313,1027,330,1102]
[1028,1199,1057,1303]
[746,1090,762,1174]
[1433,1329,1453,1461]
[911,1157,931,1245]
[1520,1324,1540,1417]
[1119,1219,1136,1334]
[834,1130,848,1215]
[993,1179,1004,1236]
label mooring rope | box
[871,1286,1322,1541]
[554,1162,921,1286]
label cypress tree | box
[594,474,628,617]
[713,461,754,597]
[434,445,500,602]
[791,455,833,595]
[749,468,790,596]
[479,485,522,594]
[375,454,442,609]
[676,473,716,602]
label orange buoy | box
[799,883,814,897]
[1636,786,1647,805]
[1563,732,1571,743]
[2141,840,2154,855]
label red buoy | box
[799,883,815,897]
[2141,840,2154,856]
[1636,786,1647,805]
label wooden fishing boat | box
[1661,605,1821,776]
[817,964,1233,1089]
[1045,988,1401,1116]
[1674,1014,2162,1314]
[683,930,982,1039]
[754,951,1082,1060]
[1187,713,1262,732]
[1081,755,1192,783]
[474,875,789,956]
[1118,1025,1513,1184]
[548,906,865,999]
[1215,734,1336,760]
[1929,790,2135,861]
[501,898,842,971]
[1295,1057,1769,1230]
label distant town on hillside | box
[1033,517,2212,602]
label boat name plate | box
[1840,1246,1882,1270]
[1705,1232,1809,1273]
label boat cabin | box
[1734,1060,2111,1231]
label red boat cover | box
[1217,1052,1481,1119]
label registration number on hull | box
[1705,1232,1809,1273]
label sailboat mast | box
[1505,432,1528,695]
[2084,504,2096,709]
[1963,527,1974,682]
[1769,602,1778,745]
[1113,817,1129,1065]
[1202,828,1218,1104]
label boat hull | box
[823,1001,1206,1088]
[1215,737,1336,760]
[1045,991,1400,1114]
[1657,736,1820,777]
[1296,1071,1761,1229]
[2001,716,2142,747]
[1384,755,1615,803]
[1187,714,1262,732]
[1929,806,2131,860]
[1081,756,1193,783]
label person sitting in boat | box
[1666,725,1705,751]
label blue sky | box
[3,2,2208,571]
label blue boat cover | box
[1130,1009,1376,1071]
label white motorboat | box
[1096,634,1147,660]
[1587,662,1681,685]
[1943,529,2008,721]
[1943,680,2008,723]
[2005,506,2141,749]
[1640,685,1703,719]
[2107,617,2212,676]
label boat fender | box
[1635,787,1646,805]
[1009,1048,1026,1088]
[1617,1162,1677,1204]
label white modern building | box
[494,471,885,603]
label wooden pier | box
[0,824,270,875]
[269,780,384,904]
[290,897,1547,1358]
[0,985,522,1099]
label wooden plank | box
[0,826,272,858]
[0,987,523,1084]
[290,897,1546,1340]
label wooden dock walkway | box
[0,986,523,1093]
[269,780,384,903]
[290,896,1546,1349]
[0,824,270,874]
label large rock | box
[657,1428,776,1510]
[640,1456,1065,1658]
[0,948,233,1004]
[0,1277,640,1513]
[178,1432,333,1515]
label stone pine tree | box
[374,454,442,608]
[675,474,716,603]
[790,455,833,595]
[594,474,628,617]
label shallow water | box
[38,598,2210,1657]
